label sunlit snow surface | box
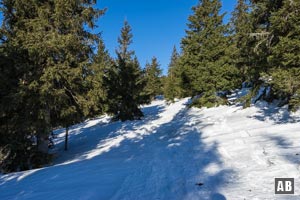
[1,94,300,200]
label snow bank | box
[1,95,300,199]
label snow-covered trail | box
[1,98,300,199]
[108,100,229,200]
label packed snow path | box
[1,98,300,199]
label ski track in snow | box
[1,97,300,200]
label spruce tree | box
[28,0,104,151]
[0,0,104,171]
[267,0,300,110]
[144,57,162,100]
[180,0,240,107]
[0,0,52,172]
[239,1,286,105]
[85,37,111,118]
[231,0,253,83]
[246,0,283,85]
[164,46,183,101]
[236,0,300,109]
[106,21,149,121]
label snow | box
[1,95,300,199]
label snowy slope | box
[1,97,300,200]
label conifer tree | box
[164,46,183,101]
[180,0,240,107]
[144,57,162,100]
[106,21,149,121]
[231,0,253,83]
[0,0,53,171]
[0,35,26,172]
[0,0,104,171]
[86,37,111,117]
[266,0,300,110]
[245,0,283,84]
[237,0,284,105]
[32,0,104,151]
[236,0,300,108]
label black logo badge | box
[275,178,294,194]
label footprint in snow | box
[195,182,204,187]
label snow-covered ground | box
[1,96,300,200]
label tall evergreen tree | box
[266,0,300,110]
[106,21,149,121]
[180,0,240,107]
[231,0,253,83]
[0,0,104,171]
[144,57,162,100]
[85,37,111,117]
[31,0,104,151]
[164,46,183,101]
[235,0,300,109]
[0,0,54,172]
[245,0,283,84]
[236,0,284,106]
[0,28,33,172]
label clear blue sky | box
[0,1,236,75]
[96,0,236,75]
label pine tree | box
[266,0,300,110]
[0,0,104,171]
[236,0,300,109]
[32,0,104,151]
[180,0,240,107]
[106,21,149,121]
[0,0,53,172]
[0,39,19,172]
[246,0,283,84]
[231,0,253,83]
[164,46,183,101]
[237,0,285,105]
[85,37,111,117]
[144,57,162,100]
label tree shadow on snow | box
[249,102,300,124]
[51,103,166,163]
[0,102,234,200]
[266,135,300,167]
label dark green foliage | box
[0,137,50,173]
[0,0,51,172]
[244,0,300,109]
[0,0,104,172]
[180,0,240,107]
[85,37,111,117]
[106,21,149,121]
[268,0,300,70]
[144,57,162,100]
[245,0,282,83]
[267,1,300,110]
[164,46,183,101]
[237,84,260,108]
[230,0,253,83]
[190,92,228,108]
[267,68,300,111]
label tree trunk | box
[64,126,69,151]
[37,134,49,154]
[37,107,51,153]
